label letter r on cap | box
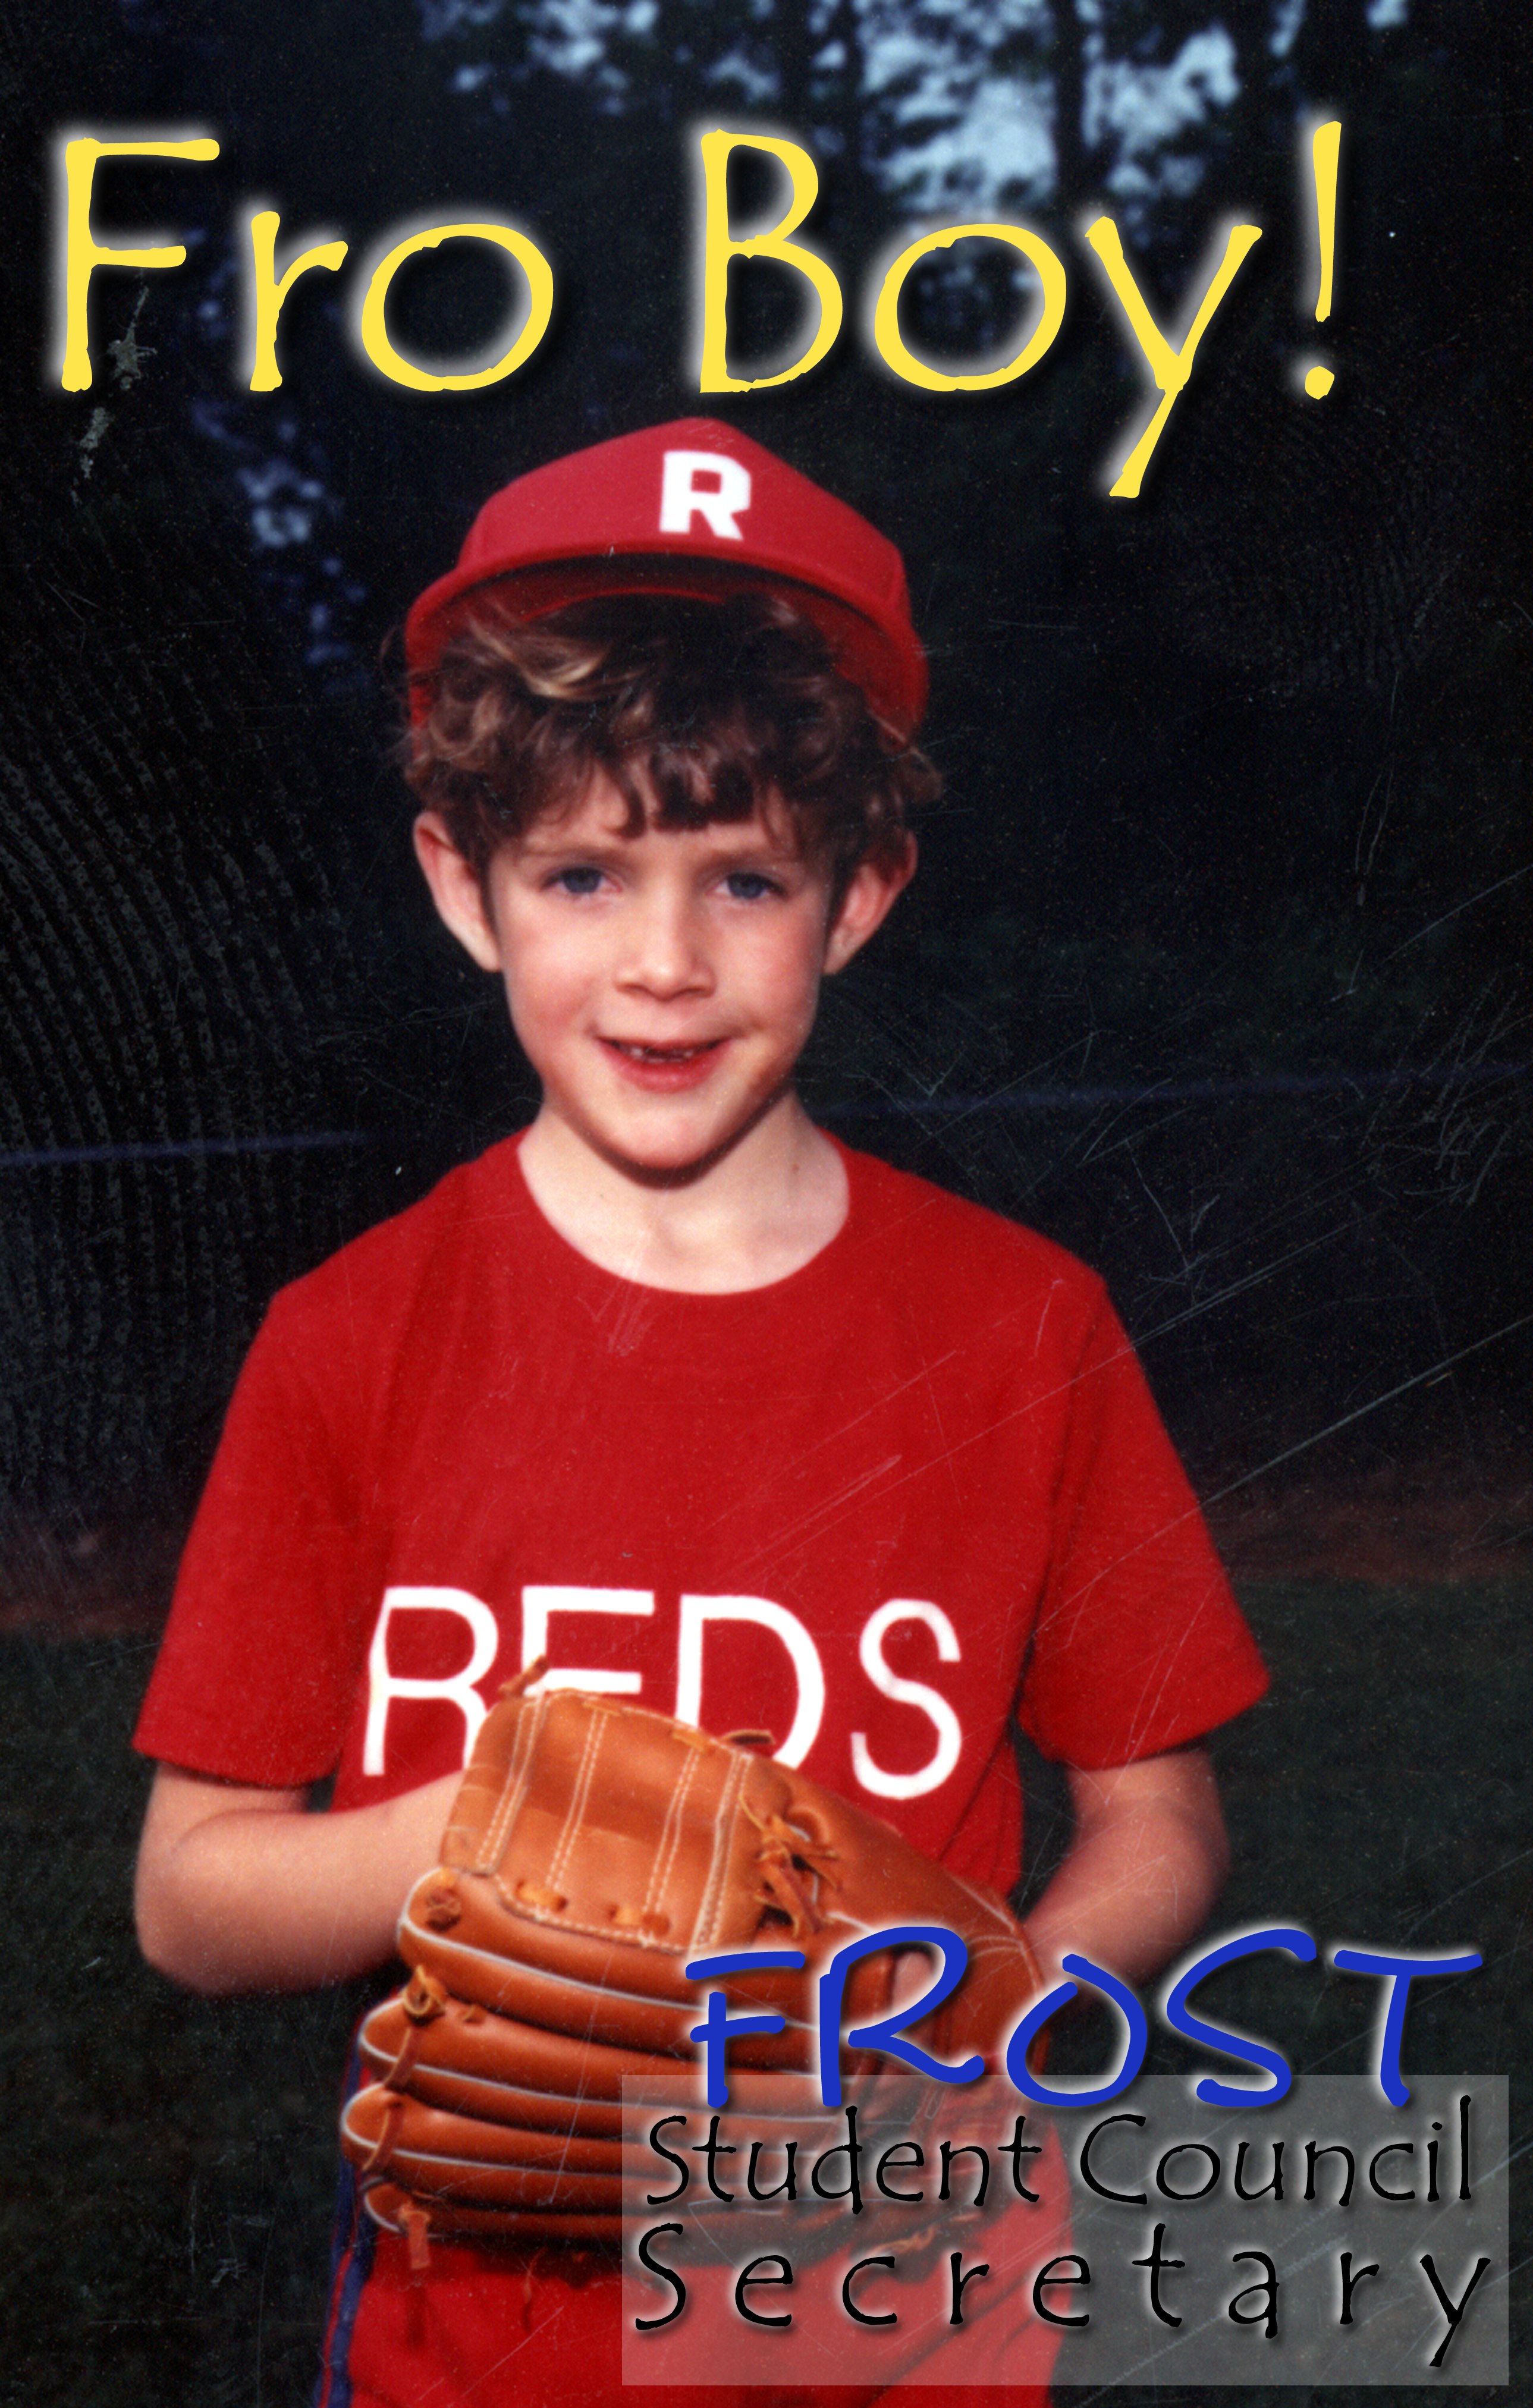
[659,451,751,540]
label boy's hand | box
[1022,1744,1230,1986]
[135,1762,463,1994]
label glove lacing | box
[744,1802,842,1938]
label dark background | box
[0,0,1526,2398]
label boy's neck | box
[516,1090,849,1294]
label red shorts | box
[317,2145,1065,2407]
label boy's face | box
[414,773,912,1178]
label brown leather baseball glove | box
[341,1670,1044,2263]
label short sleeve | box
[1015,1290,1268,1767]
[132,1298,375,1786]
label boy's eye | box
[550,866,605,896]
[722,871,781,901]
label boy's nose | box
[615,897,714,999]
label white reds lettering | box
[675,1593,825,1766]
[850,1599,963,1799]
[364,1581,966,1794]
[364,1585,500,1774]
[658,449,751,539]
[520,1585,655,1695]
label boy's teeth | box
[617,1041,709,1061]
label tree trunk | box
[1051,0,1092,210]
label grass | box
[0,1580,1525,2405]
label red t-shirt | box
[134,1134,1267,2408]
[137,1134,1264,1851]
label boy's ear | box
[413,813,505,973]
[822,833,917,976]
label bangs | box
[401,592,938,889]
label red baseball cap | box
[404,417,928,737]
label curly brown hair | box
[401,590,939,895]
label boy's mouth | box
[604,1039,723,1064]
[599,1035,728,1091]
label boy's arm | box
[138,1741,1226,1998]
[1021,1743,1230,1986]
[134,1761,461,1995]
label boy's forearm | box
[1021,1746,1231,1988]
[135,1765,461,1994]
[139,1743,1228,2001]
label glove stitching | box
[545,1699,610,1897]
[692,1743,749,1949]
[477,1684,544,1873]
[639,1739,703,1938]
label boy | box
[132,418,1267,2406]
